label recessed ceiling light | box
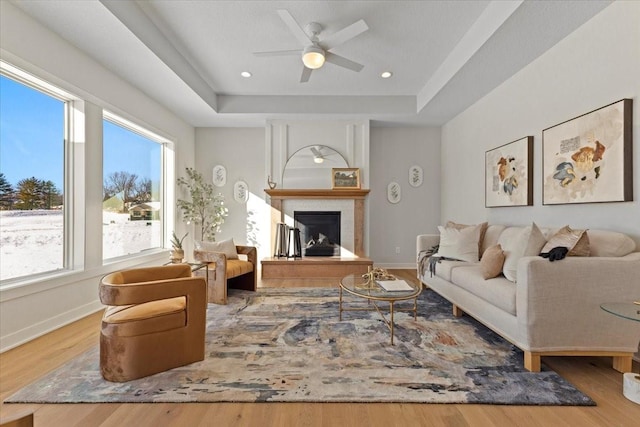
[380,71,393,79]
[241,71,252,78]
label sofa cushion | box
[541,225,590,257]
[446,221,488,260]
[195,238,239,259]
[102,297,187,337]
[225,259,254,278]
[482,225,507,255]
[450,265,517,315]
[480,244,505,279]
[432,259,471,282]
[498,223,547,282]
[587,229,637,257]
[436,224,482,262]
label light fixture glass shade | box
[313,156,324,164]
[302,46,325,69]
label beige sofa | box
[417,224,640,372]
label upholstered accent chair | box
[193,239,257,304]
[99,264,207,382]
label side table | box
[600,301,640,404]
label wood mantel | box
[265,188,369,257]
[265,189,370,200]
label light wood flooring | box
[1,270,638,426]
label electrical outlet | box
[395,246,401,254]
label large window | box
[0,72,67,281]
[102,113,164,260]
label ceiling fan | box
[254,9,369,83]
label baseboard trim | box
[0,299,103,353]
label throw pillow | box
[436,223,482,263]
[541,226,590,257]
[480,244,505,279]
[446,221,489,260]
[498,222,547,282]
[195,238,239,259]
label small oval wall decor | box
[409,165,423,187]
[387,181,401,204]
[234,180,249,203]
[212,165,226,187]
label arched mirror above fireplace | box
[281,145,348,189]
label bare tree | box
[104,171,138,211]
[132,177,152,204]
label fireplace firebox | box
[294,211,341,256]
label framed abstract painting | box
[485,136,533,207]
[542,99,632,205]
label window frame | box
[0,61,74,284]
[101,110,169,262]
[0,60,175,295]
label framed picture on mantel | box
[331,168,360,189]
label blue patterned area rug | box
[6,288,594,405]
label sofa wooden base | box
[524,351,633,373]
[452,304,634,373]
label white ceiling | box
[11,0,612,127]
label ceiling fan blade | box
[254,49,302,57]
[310,147,322,157]
[277,9,312,46]
[300,66,312,83]
[321,19,368,50]
[324,52,364,72]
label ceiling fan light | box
[313,156,324,164]
[302,46,325,69]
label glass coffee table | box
[600,301,640,404]
[339,273,422,345]
[600,302,640,322]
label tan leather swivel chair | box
[99,264,207,382]
[194,244,257,305]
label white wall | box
[370,127,441,267]
[441,1,640,245]
[195,124,440,268]
[0,3,195,352]
[194,128,268,254]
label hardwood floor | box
[1,270,638,426]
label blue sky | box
[1,75,160,191]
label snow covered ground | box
[0,210,161,281]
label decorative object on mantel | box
[177,167,228,241]
[233,180,249,203]
[387,181,401,204]
[542,98,632,205]
[267,175,277,189]
[332,167,360,189]
[485,136,533,207]
[409,165,423,187]
[169,231,188,263]
[212,164,227,187]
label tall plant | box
[176,167,228,241]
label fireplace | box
[294,211,341,256]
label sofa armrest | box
[417,234,440,254]
[236,245,257,266]
[516,252,640,351]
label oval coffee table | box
[339,273,422,345]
